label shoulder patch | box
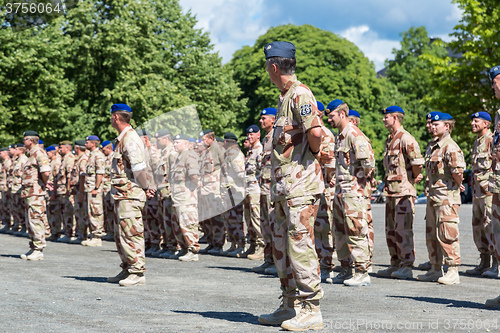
[300,104,312,117]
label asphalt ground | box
[1,203,499,333]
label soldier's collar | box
[281,74,298,93]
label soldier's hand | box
[317,151,334,164]
[329,178,336,187]
[146,188,156,198]
[414,173,424,184]
[91,189,98,197]
[460,184,465,192]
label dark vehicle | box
[371,181,385,203]
[461,169,473,204]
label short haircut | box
[204,132,215,140]
[395,113,404,123]
[114,111,131,124]
[443,119,456,134]
[349,116,360,126]
[266,57,296,76]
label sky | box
[178,0,462,71]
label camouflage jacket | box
[21,144,50,197]
[271,74,324,202]
[171,148,200,206]
[0,158,12,192]
[425,133,465,206]
[10,154,28,193]
[55,152,75,195]
[156,143,178,199]
[49,154,62,183]
[84,148,105,192]
[222,143,246,196]
[111,125,147,202]
[199,141,224,195]
[320,125,336,196]
[245,141,262,194]
[69,152,88,190]
[383,126,424,197]
[335,122,375,197]
[491,107,500,193]
[144,144,160,190]
[471,130,493,198]
[257,129,273,194]
[102,153,113,193]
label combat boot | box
[465,253,490,275]
[485,295,500,308]
[145,245,159,256]
[101,233,115,241]
[152,247,166,258]
[376,266,399,278]
[417,261,431,271]
[159,249,176,259]
[119,273,145,287]
[46,234,60,242]
[198,245,214,254]
[391,266,413,280]
[207,245,223,256]
[237,243,256,258]
[438,266,460,285]
[228,243,246,257]
[170,249,188,260]
[247,245,265,260]
[281,300,323,331]
[264,265,278,276]
[258,297,300,326]
[57,235,72,243]
[482,257,499,278]
[330,266,353,284]
[81,238,102,247]
[220,243,236,256]
[252,262,274,273]
[320,268,334,283]
[107,270,129,283]
[21,249,44,261]
[0,225,9,233]
[179,250,199,262]
[344,270,371,287]
[417,265,442,282]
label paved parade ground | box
[1,203,499,332]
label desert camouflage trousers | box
[103,191,115,236]
[1,191,12,226]
[425,201,461,266]
[62,194,76,237]
[173,204,200,253]
[332,195,371,271]
[144,195,161,246]
[490,193,500,261]
[74,191,89,239]
[48,195,62,237]
[367,200,374,263]
[314,193,335,271]
[385,195,416,267]
[199,192,226,247]
[114,198,146,273]
[25,195,48,250]
[260,193,275,264]
[87,191,104,238]
[472,195,494,256]
[12,192,26,231]
[273,195,323,301]
[224,202,245,246]
[244,190,263,246]
[160,196,177,251]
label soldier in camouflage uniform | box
[170,134,201,261]
[56,141,76,243]
[100,140,115,241]
[197,129,226,255]
[46,145,62,240]
[258,41,324,331]
[465,112,497,277]
[0,148,12,232]
[107,104,149,287]
[417,113,465,285]
[67,140,89,243]
[81,135,106,246]
[220,132,246,257]
[9,144,28,234]
[326,99,375,287]
[20,131,51,260]
[252,108,277,272]
[377,106,424,280]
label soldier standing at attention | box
[46,145,62,240]
[258,41,325,331]
[106,104,150,287]
[377,106,424,280]
[417,113,465,285]
[100,140,115,241]
[81,135,106,246]
[56,141,76,243]
[20,131,51,260]
[0,148,12,232]
[69,140,89,243]
[10,144,28,234]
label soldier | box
[100,140,115,241]
[0,148,12,232]
[220,132,246,257]
[348,109,360,127]
[46,145,63,240]
[377,106,424,280]
[252,108,277,272]
[417,113,465,285]
[107,103,150,287]
[326,99,375,287]
[20,131,51,260]
[56,141,76,243]
[9,144,28,235]
[258,41,324,330]
[486,65,500,308]
[68,140,89,243]
[197,129,226,255]
[81,135,106,246]
[170,133,201,261]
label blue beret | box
[174,133,189,141]
[155,129,171,138]
[384,105,404,114]
[349,110,360,118]
[246,125,260,134]
[431,113,453,122]
[38,139,43,144]
[426,111,441,120]
[100,140,113,149]
[261,107,277,116]
[14,143,24,149]
[9,144,15,149]
[326,99,344,112]
[86,135,100,141]
[317,102,325,112]
[264,41,296,59]
[471,111,491,122]
[110,103,132,113]
[188,138,196,143]
[45,146,56,152]
[490,66,500,80]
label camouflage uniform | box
[21,144,51,250]
[425,133,465,266]
[333,122,375,272]
[69,151,89,239]
[491,109,500,262]
[10,154,28,232]
[111,126,147,273]
[56,151,76,238]
[271,74,324,301]
[143,145,161,249]
[199,141,226,248]
[171,147,200,253]
[0,157,13,227]
[102,153,114,236]
[383,126,424,268]
[245,141,263,247]
[221,142,246,247]
[48,153,62,237]
[84,147,106,239]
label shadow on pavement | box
[172,310,259,324]
[388,295,494,310]
[62,276,109,283]
[0,254,22,258]
[207,265,253,273]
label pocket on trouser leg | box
[438,221,459,244]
